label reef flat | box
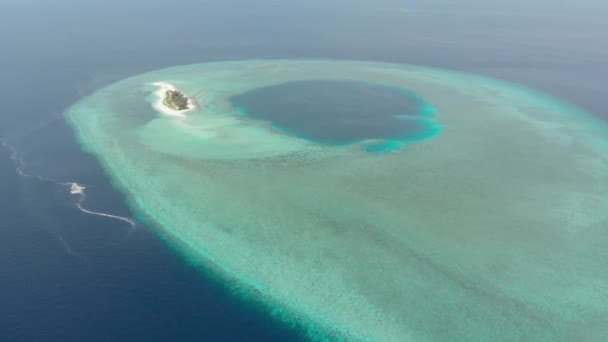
[66,60,608,341]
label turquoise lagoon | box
[66,60,608,341]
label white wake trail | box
[0,139,137,231]
[69,182,137,228]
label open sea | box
[1,1,607,341]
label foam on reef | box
[66,60,608,341]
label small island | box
[151,81,197,117]
[163,90,190,111]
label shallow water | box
[66,60,608,341]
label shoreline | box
[151,81,196,117]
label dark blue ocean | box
[1,1,607,341]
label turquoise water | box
[229,80,439,153]
[66,60,608,341]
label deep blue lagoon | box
[230,80,439,151]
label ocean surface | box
[1,1,607,341]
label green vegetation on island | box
[163,90,190,111]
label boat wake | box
[0,139,137,257]
[69,182,136,227]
